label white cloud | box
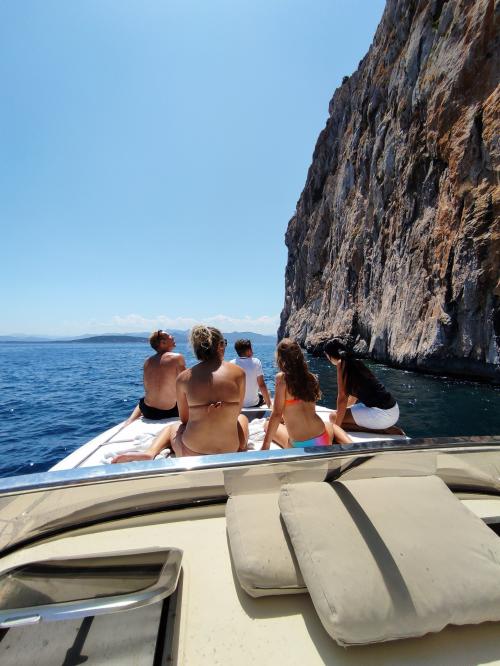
[77,313,280,336]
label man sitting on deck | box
[125,330,186,424]
[231,338,272,409]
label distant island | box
[67,331,277,344]
[66,335,147,343]
[0,330,277,344]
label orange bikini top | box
[284,397,302,405]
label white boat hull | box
[51,407,407,470]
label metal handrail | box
[1,434,499,497]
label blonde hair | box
[190,325,224,361]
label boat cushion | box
[226,492,306,597]
[223,461,329,496]
[279,476,500,646]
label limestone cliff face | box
[279,0,499,381]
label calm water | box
[0,342,499,479]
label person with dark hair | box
[113,325,249,462]
[231,338,272,409]
[123,329,186,425]
[261,339,352,449]
[324,338,401,432]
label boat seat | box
[226,492,306,597]
[336,451,500,493]
[225,463,329,596]
[279,476,500,646]
[436,452,500,491]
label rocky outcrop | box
[279,0,499,381]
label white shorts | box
[350,402,399,430]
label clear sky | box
[0,0,385,336]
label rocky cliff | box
[279,0,499,381]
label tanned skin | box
[113,338,249,463]
[124,332,186,425]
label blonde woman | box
[113,325,248,462]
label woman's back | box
[281,376,326,442]
[262,339,351,449]
[178,359,245,454]
[324,337,400,433]
[345,359,395,409]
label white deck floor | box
[51,408,407,470]
[1,500,500,665]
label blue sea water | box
[0,341,499,480]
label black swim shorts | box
[250,393,265,408]
[139,398,179,420]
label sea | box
[0,341,499,480]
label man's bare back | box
[144,350,184,410]
[125,330,186,424]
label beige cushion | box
[437,452,500,491]
[223,461,329,496]
[226,492,306,597]
[279,476,500,646]
[340,451,438,480]
[340,451,500,494]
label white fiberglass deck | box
[51,407,407,470]
[1,500,500,665]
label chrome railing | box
[0,434,499,495]
[0,435,499,556]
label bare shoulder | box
[225,361,244,378]
[275,372,285,384]
[175,352,186,367]
[177,367,191,383]
[144,354,157,368]
[160,351,182,364]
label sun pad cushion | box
[279,476,500,646]
[226,492,306,597]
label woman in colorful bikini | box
[261,339,352,450]
[324,337,401,432]
[112,325,249,462]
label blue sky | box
[0,0,385,336]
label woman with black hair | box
[262,339,352,449]
[324,338,401,433]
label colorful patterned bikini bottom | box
[291,429,330,448]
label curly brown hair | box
[276,339,321,403]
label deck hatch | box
[0,547,182,627]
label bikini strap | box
[188,400,240,409]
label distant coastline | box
[0,331,277,344]
[66,335,147,343]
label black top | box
[345,361,396,410]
